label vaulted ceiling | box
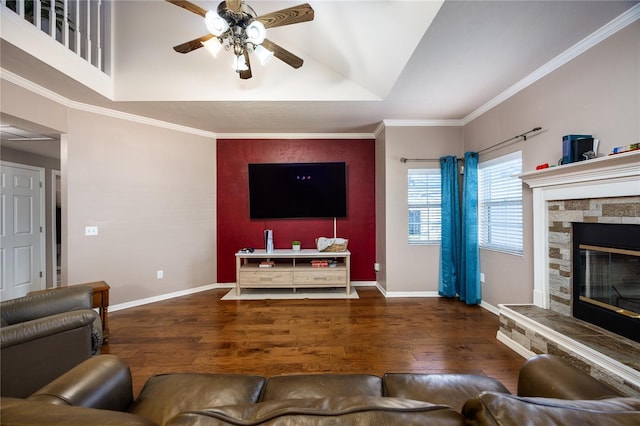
[1,0,638,141]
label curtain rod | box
[400,126,542,163]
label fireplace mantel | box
[520,150,640,308]
[520,150,640,190]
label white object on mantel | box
[519,150,640,309]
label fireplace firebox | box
[572,222,640,343]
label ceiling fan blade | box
[173,34,214,54]
[165,0,207,17]
[225,0,243,14]
[257,3,314,29]
[261,39,303,69]
[239,51,252,80]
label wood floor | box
[102,287,526,397]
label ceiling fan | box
[166,0,314,80]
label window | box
[408,168,441,244]
[478,151,523,255]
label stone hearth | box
[499,304,639,396]
[497,150,640,396]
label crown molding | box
[2,3,637,137]
[216,133,375,140]
[462,3,640,125]
[3,69,370,140]
[373,121,386,138]
[68,100,217,139]
[382,119,463,127]
[1,69,217,139]
[374,119,463,139]
[375,119,464,138]
[1,68,71,106]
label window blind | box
[408,169,441,244]
[478,152,523,255]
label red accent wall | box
[217,139,376,283]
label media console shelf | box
[235,249,351,295]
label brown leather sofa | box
[0,286,103,398]
[1,354,638,425]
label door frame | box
[51,169,61,288]
[1,160,47,293]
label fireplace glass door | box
[578,244,640,319]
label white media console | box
[235,249,351,295]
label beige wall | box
[374,128,387,291]
[378,126,463,294]
[63,110,217,304]
[377,21,639,306]
[1,81,217,305]
[464,21,638,307]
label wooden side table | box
[79,281,110,343]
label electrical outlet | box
[157,270,164,279]
[373,263,380,272]
[480,272,485,283]
[85,226,98,236]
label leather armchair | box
[1,286,103,397]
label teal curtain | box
[438,156,461,297]
[460,152,480,305]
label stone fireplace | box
[547,198,640,317]
[497,150,640,396]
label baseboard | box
[110,282,379,312]
[377,284,499,318]
[480,300,499,316]
[384,290,441,298]
[109,283,232,312]
[110,281,497,316]
[496,330,535,359]
[351,281,377,287]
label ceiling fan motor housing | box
[168,0,315,78]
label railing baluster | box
[86,0,92,65]
[35,0,41,28]
[49,0,55,38]
[63,0,69,48]
[97,0,102,71]
[75,0,81,56]
[4,0,107,74]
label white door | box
[0,162,45,300]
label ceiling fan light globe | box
[205,10,229,36]
[202,38,222,57]
[233,54,249,72]
[245,21,266,44]
[254,44,274,65]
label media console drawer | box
[294,269,347,285]
[239,270,293,285]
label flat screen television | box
[248,162,347,219]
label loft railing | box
[2,0,110,74]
